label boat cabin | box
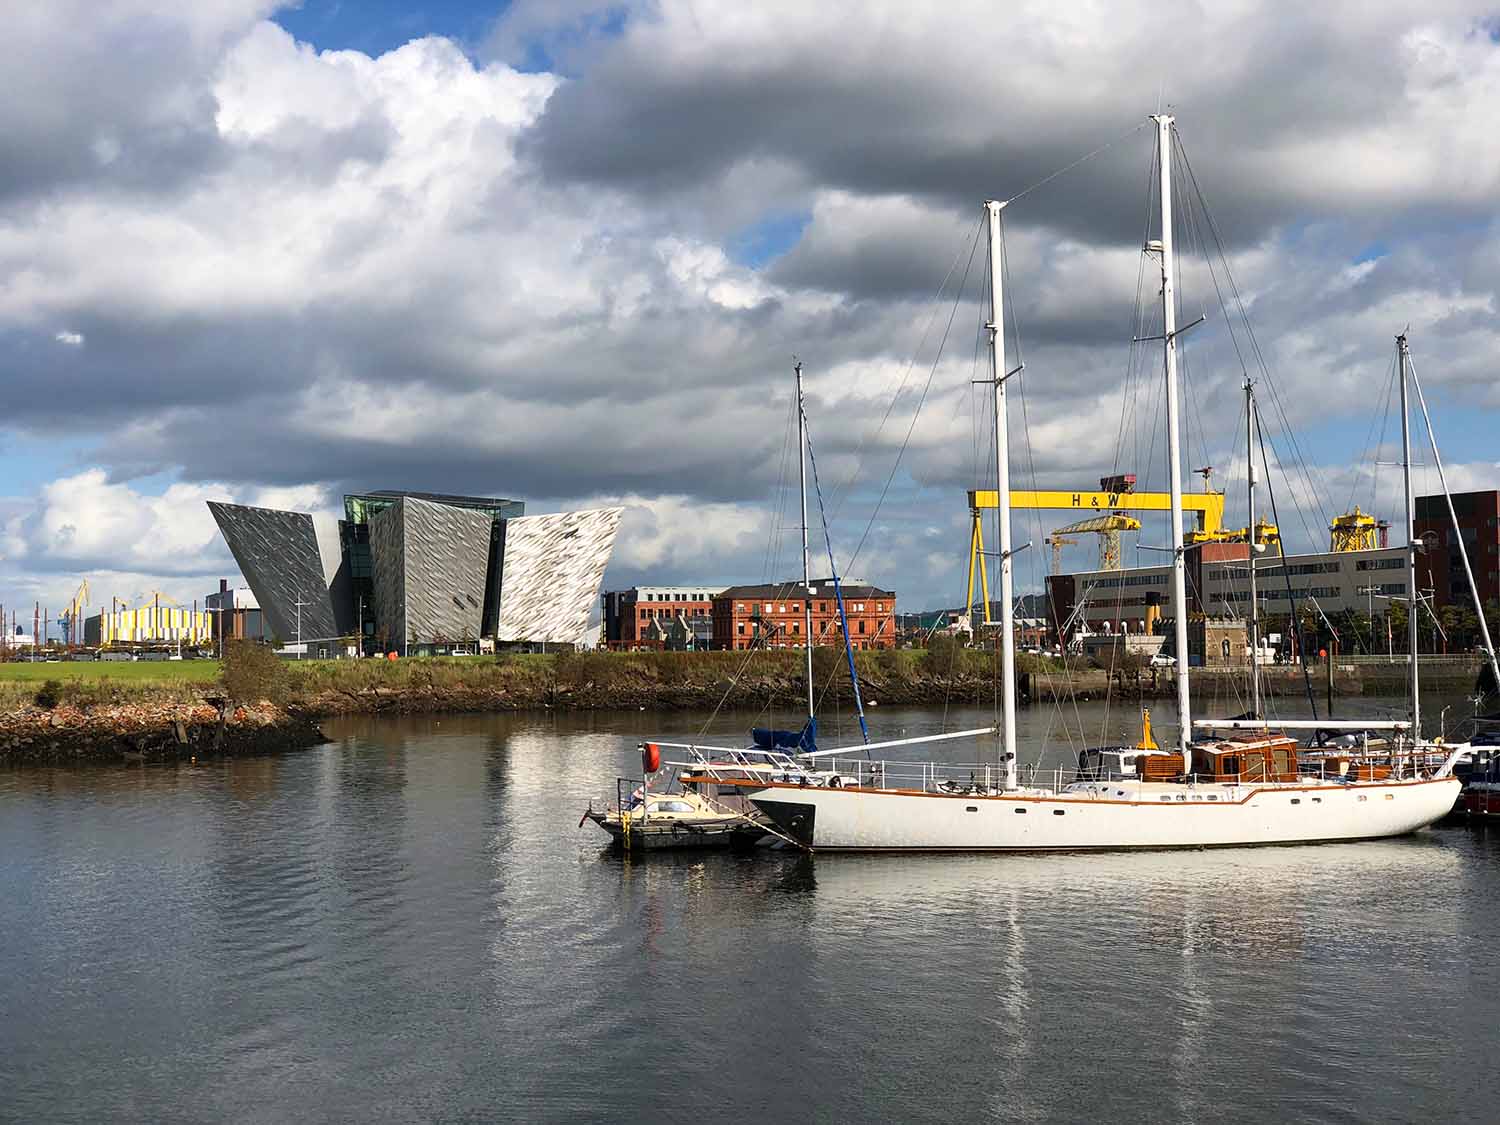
[1191,735,1300,783]
[1077,746,1175,780]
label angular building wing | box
[369,495,493,648]
[494,508,624,645]
[207,502,340,643]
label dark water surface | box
[4,703,1499,1123]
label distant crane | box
[1051,513,1144,572]
[59,579,90,647]
[1045,533,1079,576]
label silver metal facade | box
[496,508,624,644]
[369,495,492,651]
[208,501,340,643]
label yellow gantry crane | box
[966,474,1227,624]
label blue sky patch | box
[275,0,503,57]
[729,211,812,268]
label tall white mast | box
[1245,377,1261,719]
[985,200,1018,791]
[1153,114,1192,768]
[1397,334,1420,739]
[1407,344,1500,704]
[795,361,815,725]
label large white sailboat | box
[717,115,1470,852]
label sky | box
[3,0,1500,632]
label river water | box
[3,700,1498,1123]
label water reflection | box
[0,706,1494,1123]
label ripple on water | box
[2,706,1499,1123]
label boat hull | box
[1463,785,1500,818]
[585,812,762,851]
[749,777,1462,852]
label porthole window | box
[1207,795,1218,801]
[1290,798,1301,805]
[1053,809,1065,816]
[1014,807,1027,814]
[965,806,978,813]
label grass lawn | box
[0,660,221,684]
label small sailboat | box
[717,115,1473,851]
[580,741,765,850]
[581,364,973,848]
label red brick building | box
[712,581,897,651]
[601,585,724,649]
[1415,489,1500,609]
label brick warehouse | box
[712,581,896,651]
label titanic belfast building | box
[208,491,623,654]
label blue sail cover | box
[752,718,817,754]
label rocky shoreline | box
[0,700,326,766]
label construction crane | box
[1052,514,1144,571]
[1044,533,1079,576]
[59,579,90,646]
[966,474,1226,623]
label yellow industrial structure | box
[1185,517,1281,549]
[1044,533,1079,576]
[1051,513,1144,571]
[966,477,1227,624]
[91,592,214,648]
[1329,506,1387,553]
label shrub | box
[33,679,63,710]
[220,640,290,705]
[920,633,963,676]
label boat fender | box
[641,742,661,774]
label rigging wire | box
[824,215,986,523]
[843,225,983,575]
[1001,119,1152,208]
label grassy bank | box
[2,648,1478,719]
